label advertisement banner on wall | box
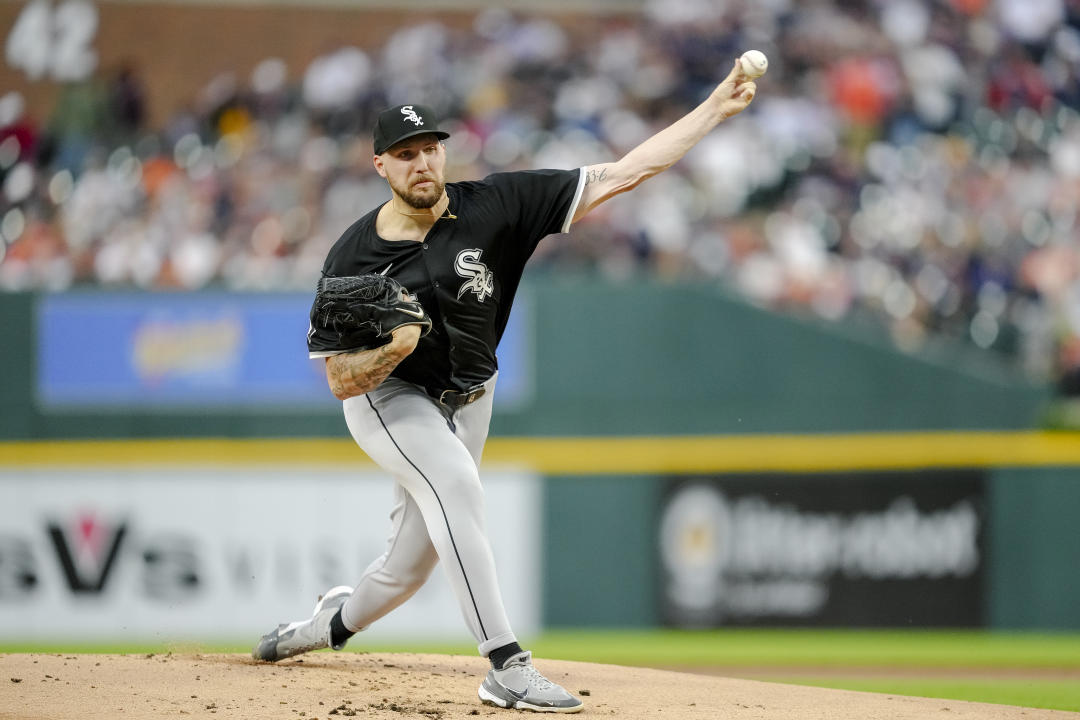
[659,471,986,627]
[35,291,534,410]
[0,467,540,644]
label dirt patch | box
[1,652,1074,720]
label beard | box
[390,176,445,209]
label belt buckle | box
[438,386,485,408]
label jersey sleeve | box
[487,167,586,251]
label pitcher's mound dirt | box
[0,652,1072,719]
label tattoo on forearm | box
[328,344,402,399]
[584,167,608,186]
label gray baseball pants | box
[337,372,515,657]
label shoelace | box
[519,663,556,691]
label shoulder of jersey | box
[449,178,489,195]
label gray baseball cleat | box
[251,585,353,662]
[478,651,584,713]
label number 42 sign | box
[5,0,99,82]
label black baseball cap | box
[372,104,450,155]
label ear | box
[373,155,387,178]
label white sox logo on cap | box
[373,103,448,154]
[455,249,494,302]
[401,105,424,126]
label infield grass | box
[756,676,1080,713]
[5,629,1080,711]
[529,629,1080,668]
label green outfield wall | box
[499,276,1049,436]
[0,281,1052,440]
[2,283,1075,629]
[987,467,1080,629]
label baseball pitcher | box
[252,59,758,713]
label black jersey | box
[309,167,585,393]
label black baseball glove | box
[309,274,432,353]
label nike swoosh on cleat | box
[503,686,528,701]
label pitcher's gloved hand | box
[310,274,432,352]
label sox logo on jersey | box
[455,249,494,302]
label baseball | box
[740,50,768,79]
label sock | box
[489,642,524,670]
[329,609,355,649]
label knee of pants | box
[428,466,485,511]
[396,550,439,594]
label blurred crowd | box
[2,0,1079,394]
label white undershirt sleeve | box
[560,167,587,234]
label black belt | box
[430,384,487,410]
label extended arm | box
[572,59,757,222]
[325,325,420,400]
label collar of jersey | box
[375,185,457,244]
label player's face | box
[376,134,447,209]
